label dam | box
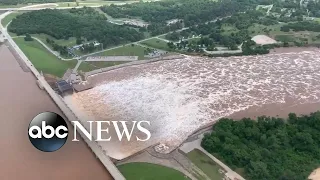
[65,48,320,160]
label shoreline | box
[270,46,320,54]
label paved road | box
[80,30,186,58]
[11,35,75,61]
[73,60,82,73]
[0,4,102,11]
[32,36,75,61]
[0,11,126,180]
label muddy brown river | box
[0,45,113,180]
[67,48,320,160]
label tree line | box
[100,0,250,36]
[8,7,144,49]
[202,112,320,180]
[46,38,69,57]
[281,21,320,32]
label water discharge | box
[67,49,320,160]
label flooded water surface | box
[67,49,320,159]
[0,45,113,180]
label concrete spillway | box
[65,49,320,160]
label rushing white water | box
[65,50,320,160]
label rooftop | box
[56,80,73,94]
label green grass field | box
[1,12,23,27]
[98,44,148,60]
[13,37,77,77]
[187,149,224,180]
[248,23,320,44]
[77,61,99,72]
[118,162,190,180]
[77,44,149,71]
[221,24,239,35]
[0,4,26,8]
[140,38,170,51]
[79,61,129,71]
[33,34,77,47]
[248,23,283,36]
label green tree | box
[24,34,33,41]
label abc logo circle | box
[28,112,68,152]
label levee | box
[0,12,125,180]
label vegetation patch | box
[275,34,295,42]
[33,34,77,47]
[202,112,320,180]
[97,44,149,60]
[187,149,224,180]
[77,62,98,72]
[8,7,144,49]
[100,0,246,36]
[1,12,23,27]
[85,61,128,70]
[281,21,320,32]
[13,37,77,77]
[140,38,170,51]
[248,23,283,36]
[0,0,72,6]
[77,44,150,71]
[118,162,190,180]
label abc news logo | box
[28,112,151,152]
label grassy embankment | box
[249,23,320,45]
[0,4,26,8]
[33,34,77,47]
[118,162,190,180]
[140,38,171,51]
[77,44,149,72]
[1,12,23,27]
[187,149,224,180]
[13,37,77,77]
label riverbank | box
[270,47,320,54]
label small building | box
[55,80,73,95]
[93,41,100,46]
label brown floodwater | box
[67,48,320,158]
[0,45,113,180]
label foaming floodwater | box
[0,45,113,180]
[68,50,320,159]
